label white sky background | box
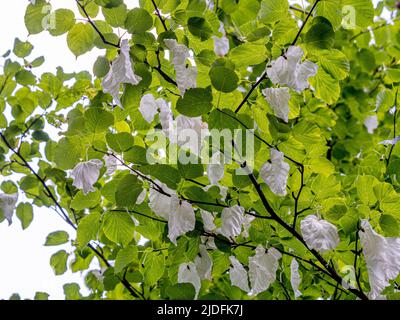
[0,0,389,300]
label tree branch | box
[0,132,143,299]
[151,0,168,32]
[75,0,120,48]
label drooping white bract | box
[379,136,400,146]
[266,46,318,92]
[103,154,117,175]
[159,102,174,140]
[102,39,142,107]
[229,256,250,292]
[176,115,209,156]
[136,189,147,205]
[71,159,103,195]
[168,200,196,245]
[178,262,201,299]
[359,220,400,299]
[200,210,217,232]
[195,245,213,280]
[176,65,198,95]
[139,94,162,123]
[242,214,255,238]
[148,182,178,220]
[300,215,340,253]
[220,205,245,239]
[207,150,225,185]
[164,39,197,95]
[0,193,18,225]
[364,115,378,134]
[260,149,290,196]
[212,22,229,57]
[262,87,291,123]
[248,245,282,295]
[290,259,302,299]
[201,235,218,250]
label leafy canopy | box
[1,0,400,300]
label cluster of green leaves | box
[1,0,400,300]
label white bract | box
[0,193,18,225]
[195,245,213,280]
[229,256,250,292]
[364,115,378,134]
[248,245,282,295]
[379,136,400,146]
[260,149,290,196]
[207,151,224,185]
[164,39,197,95]
[262,87,291,123]
[176,115,209,156]
[102,40,142,107]
[168,200,196,245]
[200,210,217,232]
[103,154,117,175]
[220,205,245,239]
[300,215,340,253]
[71,159,103,195]
[266,46,318,92]
[290,259,302,299]
[359,220,400,299]
[136,189,147,205]
[139,94,165,123]
[212,23,229,57]
[242,214,255,238]
[148,182,177,220]
[178,262,201,299]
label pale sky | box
[0,0,386,300]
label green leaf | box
[102,211,135,246]
[309,68,340,105]
[125,8,153,34]
[316,0,342,29]
[165,283,196,300]
[138,164,181,189]
[67,23,96,57]
[95,0,123,8]
[34,292,49,300]
[50,250,69,275]
[209,66,239,93]
[54,137,83,170]
[24,0,49,35]
[305,16,335,50]
[115,174,143,207]
[71,190,101,210]
[379,214,399,237]
[63,283,82,300]
[342,0,374,28]
[76,212,101,247]
[45,231,69,246]
[258,0,289,24]
[106,132,135,152]
[176,87,213,117]
[115,245,137,273]
[229,43,267,67]
[318,49,350,80]
[103,4,128,28]
[15,70,36,86]
[142,251,165,286]
[16,202,33,230]
[93,56,110,78]
[48,9,75,36]
[187,17,213,41]
[85,108,114,133]
[13,38,33,58]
